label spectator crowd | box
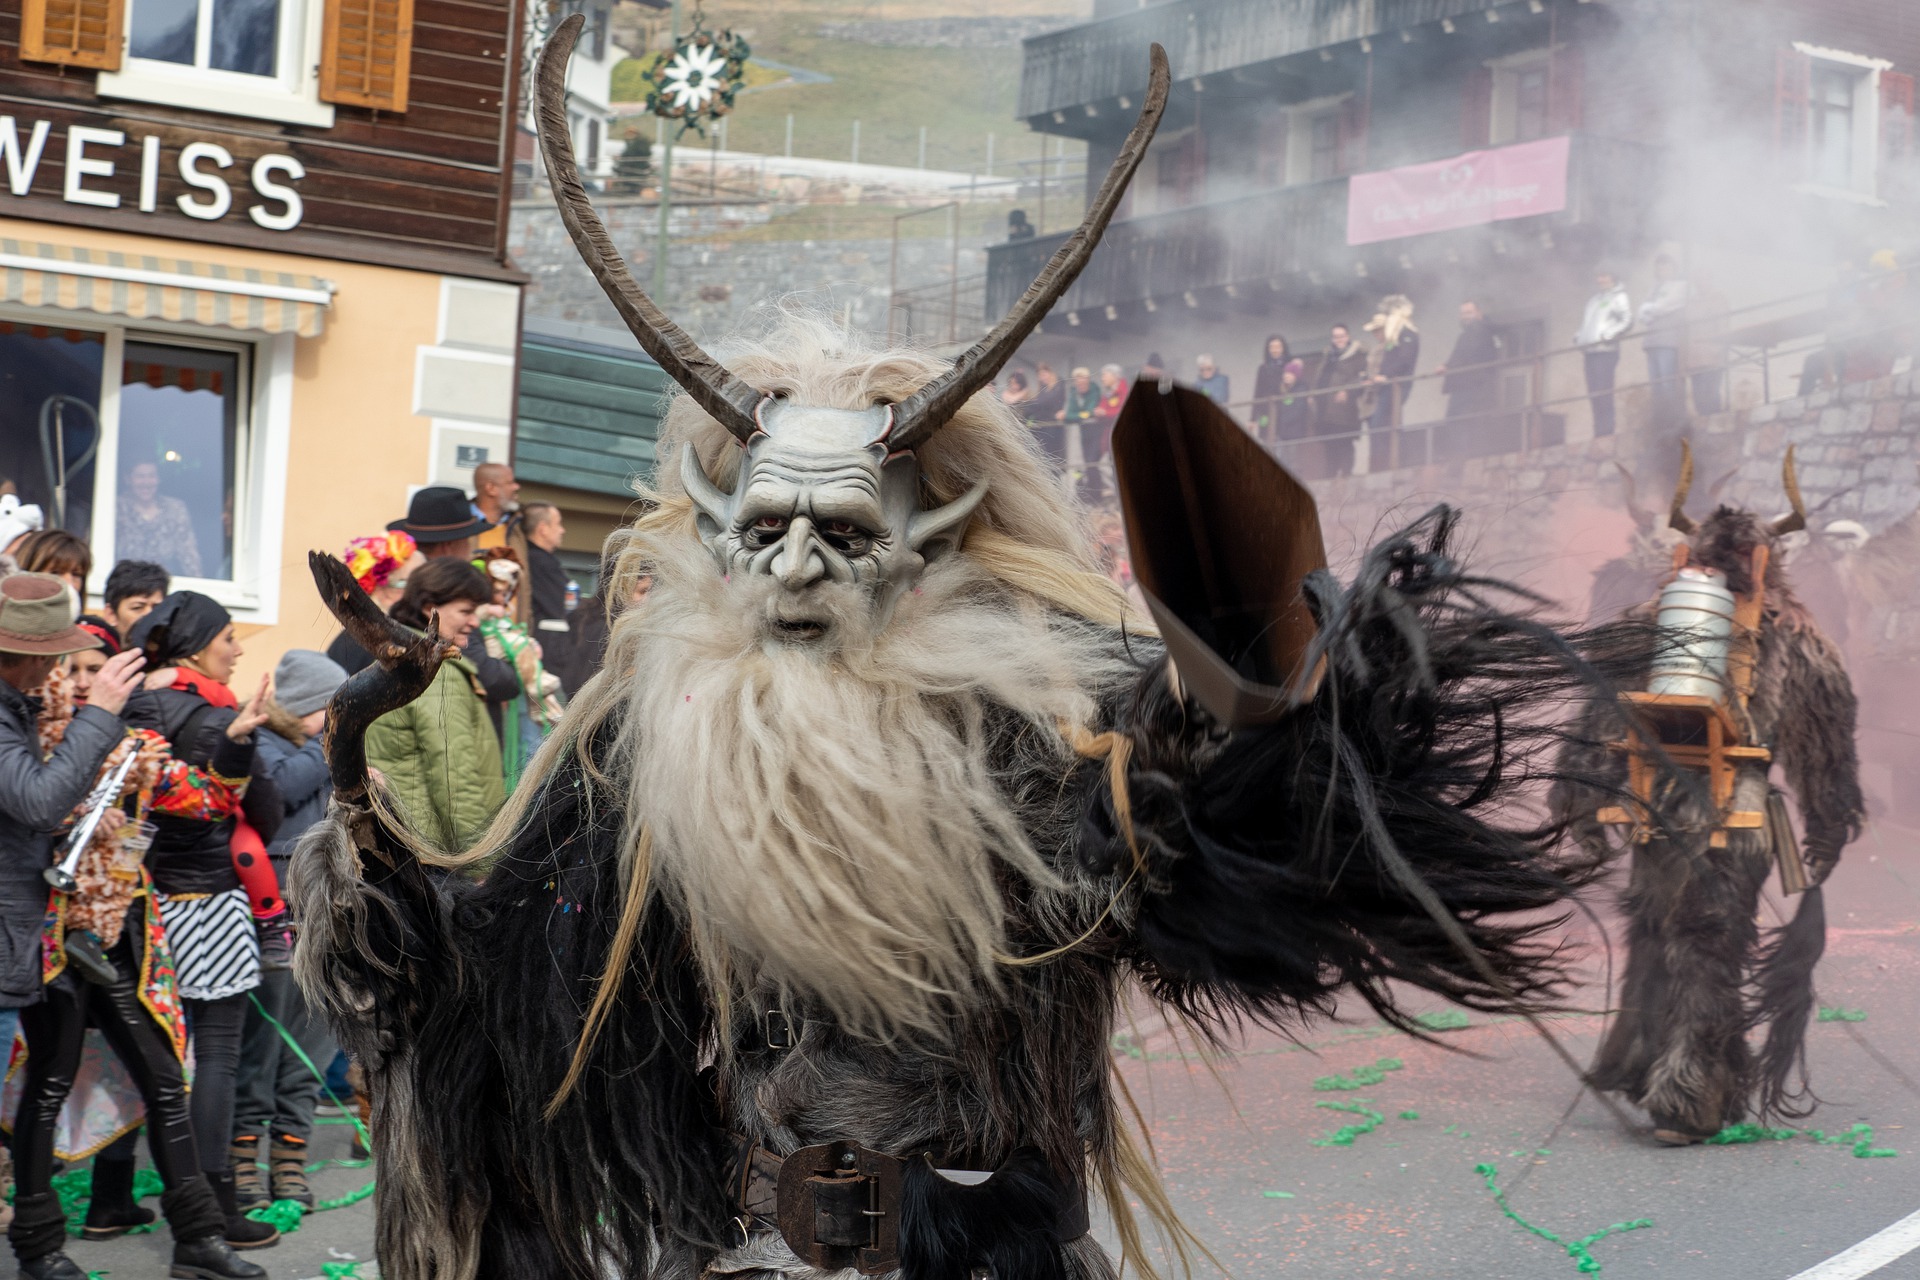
[0,460,621,1279]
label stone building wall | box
[1306,375,1920,617]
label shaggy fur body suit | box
[293,516,1612,1280]
[1557,510,1864,1137]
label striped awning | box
[0,238,335,337]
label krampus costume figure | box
[1556,444,1864,1144]
[291,19,1620,1280]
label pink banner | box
[1345,135,1571,246]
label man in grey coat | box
[0,574,145,1048]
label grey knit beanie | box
[275,649,348,718]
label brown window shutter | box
[20,0,126,70]
[321,0,416,112]
[1462,66,1494,149]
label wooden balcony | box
[985,134,1663,322]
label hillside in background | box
[610,0,1089,176]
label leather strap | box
[728,1137,1089,1276]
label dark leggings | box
[12,938,201,1201]
[183,992,250,1176]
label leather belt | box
[730,1137,1090,1276]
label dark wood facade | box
[0,0,523,278]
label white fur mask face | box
[612,534,1120,1041]
[680,400,987,647]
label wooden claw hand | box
[309,551,456,801]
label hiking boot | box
[170,1235,268,1280]
[268,1136,313,1209]
[205,1171,279,1250]
[229,1137,269,1212]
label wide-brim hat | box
[387,486,494,544]
[0,573,103,656]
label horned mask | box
[534,16,1169,636]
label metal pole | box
[651,0,681,299]
[1036,140,1045,234]
[947,202,959,342]
[986,132,994,177]
[851,119,861,165]
[918,125,927,170]
[784,113,793,157]
[889,210,902,342]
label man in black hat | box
[388,486,494,563]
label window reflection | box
[129,0,199,64]
[116,342,241,580]
[212,0,280,76]
[0,324,104,544]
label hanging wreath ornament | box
[645,9,749,135]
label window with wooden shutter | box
[321,0,416,112]
[19,0,125,70]
[1882,72,1913,162]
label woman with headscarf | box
[4,615,268,1279]
[122,595,281,1251]
[1252,334,1291,445]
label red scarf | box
[168,669,238,710]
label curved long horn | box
[1770,444,1808,535]
[1614,462,1653,534]
[535,14,761,444]
[886,44,1172,454]
[1668,440,1698,535]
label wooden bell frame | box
[1596,542,1774,850]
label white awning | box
[0,238,335,337]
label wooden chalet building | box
[995,0,1920,454]
[0,0,526,666]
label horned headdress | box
[534,15,1170,614]
[1666,440,1808,537]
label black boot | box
[170,1236,268,1280]
[18,1253,88,1280]
[7,1192,71,1275]
[82,1149,158,1240]
[204,1170,279,1250]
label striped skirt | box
[152,888,260,1001]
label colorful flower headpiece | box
[343,531,417,594]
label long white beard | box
[615,536,1128,1040]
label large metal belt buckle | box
[773,1140,902,1276]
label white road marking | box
[1787,1209,1920,1280]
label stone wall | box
[509,199,991,343]
[1305,376,1920,615]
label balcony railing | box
[985,134,1664,321]
[1018,0,1512,120]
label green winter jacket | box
[364,652,505,852]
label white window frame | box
[1282,92,1352,186]
[1791,42,1889,206]
[1486,47,1555,146]
[0,301,293,624]
[98,0,335,128]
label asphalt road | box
[67,824,1920,1280]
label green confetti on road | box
[1262,1190,1295,1199]
[1313,1057,1404,1091]
[321,1264,363,1280]
[1817,1007,1868,1022]
[1416,1010,1471,1031]
[1400,1110,1421,1120]
[1708,1122,1897,1158]
[1475,1161,1653,1274]
[1313,1100,1386,1146]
